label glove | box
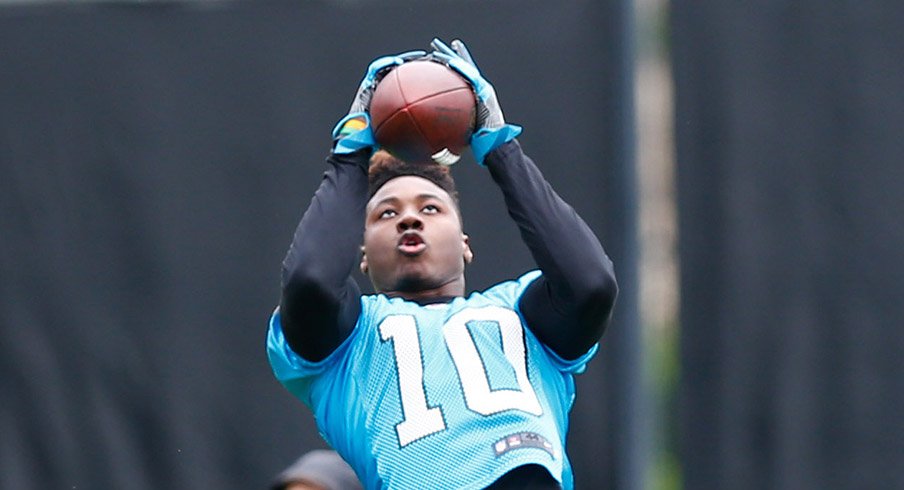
[332,50,427,154]
[429,38,522,164]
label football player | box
[268,39,617,489]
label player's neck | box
[384,276,465,303]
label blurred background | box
[1,1,901,489]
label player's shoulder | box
[468,270,542,305]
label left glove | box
[428,38,522,164]
[332,50,427,154]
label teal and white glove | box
[332,50,426,154]
[429,38,522,164]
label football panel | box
[394,60,473,104]
[405,87,477,154]
[369,70,408,132]
[373,108,436,164]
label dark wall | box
[0,1,637,488]
[672,1,904,489]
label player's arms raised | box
[280,51,425,361]
[279,151,368,362]
[487,141,618,360]
[432,38,617,360]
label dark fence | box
[672,1,904,489]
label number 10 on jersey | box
[379,306,543,447]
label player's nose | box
[396,210,423,232]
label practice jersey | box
[268,270,597,490]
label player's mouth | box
[397,232,427,256]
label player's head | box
[366,151,462,212]
[361,151,473,297]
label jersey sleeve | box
[542,341,598,374]
[494,270,600,373]
[267,307,360,406]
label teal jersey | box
[268,271,597,490]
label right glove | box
[332,50,427,154]
[428,38,522,164]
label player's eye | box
[422,204,440,214]
[379,209,397,219]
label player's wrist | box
[332,112,376,154]
[428,38,518,166]
[471,124,522,165]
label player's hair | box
[368,150,460,206]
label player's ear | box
[360,245,369,274]
[462,234,473,264]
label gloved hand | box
[332,50,427,154]
[429,38,522,164]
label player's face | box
[362,176,473,297]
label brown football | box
[369,60,477,165]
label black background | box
[673,1,904,489]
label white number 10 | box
[378,306,542,447]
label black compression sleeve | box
[485,141,618,360]
[279,150,370,362]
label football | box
[369,60,477,165]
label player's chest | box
[357,304,544,445]
[366,304,529,368]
